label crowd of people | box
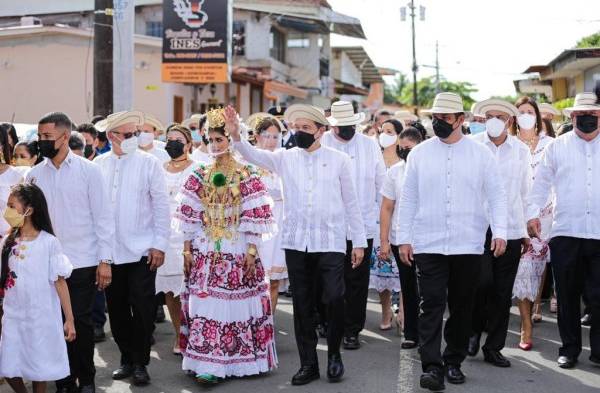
[0,89,598,393]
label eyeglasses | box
[111,130,140,139]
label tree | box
[576,31,600,48]
[384,73,410,105]
[400,77,478,109]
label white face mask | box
[485,118,507,138]
[517,113,536,130]
[120,136,138,154]
[378,132,398,148]
[138,132,154,147]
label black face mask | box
[38,138,61,159]
[295,130,317,149]
[165,140,185,159]
[337,126,356,141]
[398,147,411,161]
[576,114,598,134]
[84,144,94,159]
[432,117,456,139]
[202,135,209,145]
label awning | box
[332,46,384,84]
[264,80,308,100]
[233,0,366,39]
[335,79,369,96]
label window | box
[270,27,286,63]
[287,33,310,48]
[233,21,246,56]
[145,21,163,38]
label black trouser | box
[392,245,419,342]
[92,290,107,328]
[56,266,97,388]
[415,253,481,371]
[549,237,600,359]
[471,230,522,351]
[105,257,157,366]
[285,249,345,367]
[344,239,373,337]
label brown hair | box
[256,118,281,134]
[166,124,192,144]
[510,96,543,136]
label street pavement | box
[2,292,599,393]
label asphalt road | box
[2,293,599,393]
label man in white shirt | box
[397,92,508,392]
[225,104,366,386]
[138,113,170,163]
[94,111,170,386]
[28,112,114,393]
[321,101,386,349]
[468,99,532,367]
[527,92,600,370]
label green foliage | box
[554,97,575,111]
[576,32,600,48]
[400,77,478,109]
[384,73,410,104]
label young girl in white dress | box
[0,183,75,393]
[158,124,196,355]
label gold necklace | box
[169,158,189,169]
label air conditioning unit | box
[20,16,42,27]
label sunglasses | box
[111,130,140,139]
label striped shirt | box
[321,131,386,239]
[397,136,508,255]
[233,139,367,253]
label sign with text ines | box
[162,0,232,83]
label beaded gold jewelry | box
[206,108,226,129]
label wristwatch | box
[100,259,113,265]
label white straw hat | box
[95,111,144,132]
[327,101,365,126]
[474,98,519,117]
[245,112,285,132]
[538,103,560,116]
[143,113,164,131]
[284,104,329,126]
[421,92,464,114]
[563,93,600,116]
[393,110,418,122]
[182,114,205,129]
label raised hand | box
[224,105,241,141]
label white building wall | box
[288,34,320,88]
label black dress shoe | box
[112,364,134,380]
[445,364,466,384]
[291,366,320,386]
[132,365,151,386]
[155,305,166,323]
[581,314,592,326]
[420,368,445,392]
[401,340,418,349]
[78,384,95,393]
[327,353,344,382]
[483,349,511,367]
[590,355,600,366]
[343,335,360,350]
[467,334,481,357]
[93,326,106,343]
[557,356,577,369]
[56,385,78,393]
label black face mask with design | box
[576,114,599,134]
[432,117,456,139]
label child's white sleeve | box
[49,236,73,282]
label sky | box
[328,0,600,100]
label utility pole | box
[435,40,440,94]
[93,0,113,117]
[401,1,425,113]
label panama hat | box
[95,111,144,132]
[284,104,329,126]
[538,103,560,117]
[393,110,418,123]
[564,92,600,116]
[474,98,519,117]
[327,101,365,126]
[181,114,205,129]
[422,92,465,114]
[245,112,285,132]
[143,113,164,131]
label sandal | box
[532,303,542,323]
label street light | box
[400,1,425,113]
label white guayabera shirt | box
[233,138,367,253]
